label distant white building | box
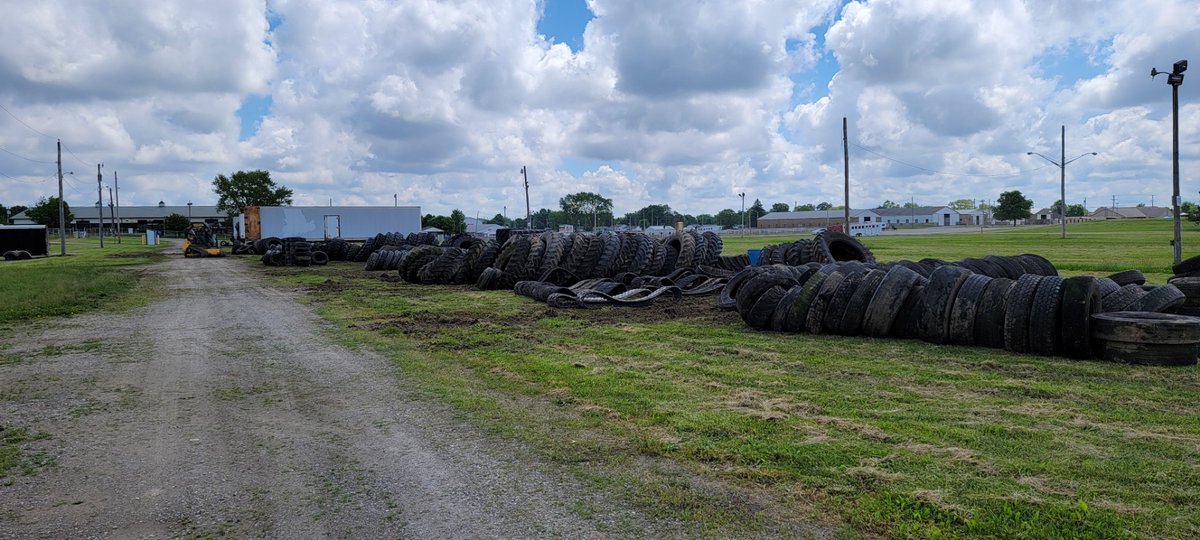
[757,209,881,228]
[644,225,675,238]
[872,206,960,226]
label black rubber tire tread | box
[770,285,807,332]
[493,237,523,273]
[504,236,533,278]
[1003,274,1044,354]
[1058,276,1100,359]
[521,234,545,279]
[1092,311,1200,344]
[464,240,500,282]
[822,272,865,334]
[401,246,442,283]
[890,284,926,340]
[861,265,921,338]
[537,232,564,275]
[702,231,723,263]
[419,247,464,284]
[311,251,329,265]
[972,277,1014,349]
[626,234,655,275]
[917,265,972,344]
[719,267,764,311]
[736,270,801,319]
[1171,254,1200,276]
[982,256,1022,279]
[593,234,622,278]
[838,269,886,336]
[676,231,697,269]
[808,231,876,264]
[1097,277,1121,298]
[364,251,381,271]
[617,234,639,272]
[947,273,992,346]
[1126,284,1186,313]
[646,240,667,276]
[805,272,847,335]
[1168,276,1200,298]
[1102,284,1147,313]
[745,285,788,330]
[783,271,828,333]
[1027,276,1065,356]
[1093,340,1199,366]
[1107,269,1145,286]
[1019,254,1057,276]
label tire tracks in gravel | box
[0,254,686,539]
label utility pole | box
[1112,195,1117,211]
[521,166,531,228]
[97,163,104,247]
[842,116,850,233]
[107,186,115,239]
[1060,125,1066,238]
[56,140,66,256]
[114,171,121,243]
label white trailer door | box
[324,215,341,240]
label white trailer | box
[848,222,884,237]
[239,206,422,241]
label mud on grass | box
[264,259,1200,538]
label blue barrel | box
[747,248,761,265]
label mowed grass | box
[263,221,1200,538]
[0,236,167,323]
[723,219,1198,283]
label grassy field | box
[0,236,168,324]
[260,219,1200,539]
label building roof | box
[759,209,879,220]
[1090,206,1171,219]
[11,205,224,221]
[871,206,953,216]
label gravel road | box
[0,254,677,539]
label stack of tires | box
[1169,255,1200,316]
[253,237,283,255]
[723,259,1197,365]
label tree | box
[749,199,766,227]
[816,201,833,211]
[877,200,898,209]
[794,203,815,211]
[9,205,28,217]
[1067,204,1087,217]
[696,213,715,224]
[948,199,976,210]
[1182,202,1200,225]
[448,209,466,234]
[715,208,739,227]
[0,204,7,224]
[212,170,293,215]
[24,197,73,227]
[903,201,920,208]
[560,192,614,229]
[1050,200,1065,217]
[486,213,511,227]
[163,213,191,232]
[770,202,790,212]
[994,190,1034,225]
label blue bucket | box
[747,248,761,265]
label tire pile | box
[512,267,729,308]
[722,255,1198,365]
[1169,255,1200,317]
[756,231,876,265]
[261,237,328,267]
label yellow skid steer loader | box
[183,223,224,258]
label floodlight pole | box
[97,163,104,248]
[1153,59,1187,264]
[56,140,66,256]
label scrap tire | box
[1102,284,1147,312]
[1171,254,1200,276]
[822,272,865,334]
[1003,274,1044,354]
[783,271,829,333]
[1027,276,1065,356]
[839,269,886,336]
[805,272,847,335]
[770,285,807,332]
[1126,284,1186,313]
[916,265,972,344]
[1107,269,1145,286]
[947,273,992,346]
[311,251,329,265]
[1058,276,1100,359]
[973,277,1014,349]
[745,285,788,330]
[1091,312,1200,366]
[861,265,921,338]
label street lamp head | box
[1026,152,1034,155]
[1174,59,1188,74]
[1090,152,1098,156]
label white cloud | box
[1,0,1198,219]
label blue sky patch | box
[560,156,617,177]
[237,94,273,141]
[537,0,593,51]
[1034,38,1112,88]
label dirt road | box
[0,254,674,538]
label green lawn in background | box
[268,220,1200,538]
[0,236,167,323]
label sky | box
[1,0,1198,218]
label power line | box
[58,142,91,168]
[851,143,1051,178]
[0,170,53,183]
[0,102,54,139]
[0,145,55,163]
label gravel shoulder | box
[0,253,680,538]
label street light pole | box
[1027,126,1097,239]
[1152,59,1187,264]
[739,193,746,233]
